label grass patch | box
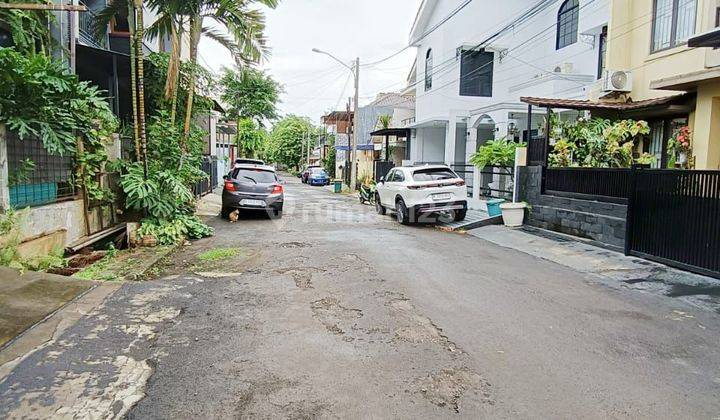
[74,249,119,281]
[197,247,241,262]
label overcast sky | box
[197,0,422,123]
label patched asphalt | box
[2,177,720,418]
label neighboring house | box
[367,92,416,166]
[76,0,190,122]
[322,111,354,181]
[603,0,720,170]
[0,3,200,255]
[408,0,609,166]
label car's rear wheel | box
[453,209,467,222]
[375,194,386,215]
[221,206,232,219]
[395,199,410,225]
[269,207,283,219]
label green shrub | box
[469,138,524,169]
[137,215,214,245]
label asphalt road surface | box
[1,176,719,419]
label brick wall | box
[518,166,627,250]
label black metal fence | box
[374,161,395,183]
[450,163,474,197]
[627,168,720,278]
[477,166,513,199]
[544,167,632,203]
[527,136,547,166]
[193,156,218,197]
[6,131,77,208]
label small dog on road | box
[229,209,240,223]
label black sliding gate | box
[626,168,720,278]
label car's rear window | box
[310,168,327,174]
[412,168,458,181]
[231,168,277,183]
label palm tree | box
[133,0,149,175]
[179,0,279,136]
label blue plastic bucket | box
[485,199,505,217]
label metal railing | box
[78,2,108,49]
[193,156,218,198]
[6,131,77,208]
[450,163,474,197]
[544,167,632,202]
[476,165,513,199]
[627,168,720,278]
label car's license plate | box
[432,193,451,201]
[240,199,265,207]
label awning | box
[520,94,688,110]
[369,128,411,137]
[521,93,694,119]
[689,27,720,48]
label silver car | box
[221,164,284,219]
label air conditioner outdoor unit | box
[602,69,633,92]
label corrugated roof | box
[520,94,688,110]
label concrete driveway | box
[1,176,719,419]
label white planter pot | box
[499,202,526,227]
[678,152,688,164]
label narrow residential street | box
[2,176,720,419]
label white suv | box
[375,165,467,224]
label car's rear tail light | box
[224,181,236,191]
[408,185,426,190]
[455,180,466,186]
[271,185,283,194]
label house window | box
[459,49,493,97]
[425,48,433,91]
[651,0,697,52]
[556,0,579,50]
[597,26,608,79]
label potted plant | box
[499,202,527,227]
[667,126,692,168]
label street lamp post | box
[312,48,359,191]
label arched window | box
[424,48,433,91]
[556,0,579,49]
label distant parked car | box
[301,165,321,183]
[307,167,330,186]
[221,164,283,219]
[375,165,467,225]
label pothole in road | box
[416,367,493,413]
[310,297,363,337]
[390,299,460,353]
[279,241,312,249]
[274,266,326,289]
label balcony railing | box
[78,2,108,49]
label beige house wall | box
[607,0,720,169]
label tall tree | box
[220,67,281,127]
[179,0,279,136]
[133,0,149,175]
[264,116,316,170]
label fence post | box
[513,147,527,203]
[624,164,638,256]
[0,124,10,211]
[472,166,481,200]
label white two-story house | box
[408,0,609,167]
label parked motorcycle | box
[358,183,376,205]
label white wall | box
[413,0,609,123]
[412,127,446,162]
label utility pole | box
[311,49,360,190]
[350,57,359,191]
[306,129,311,165]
